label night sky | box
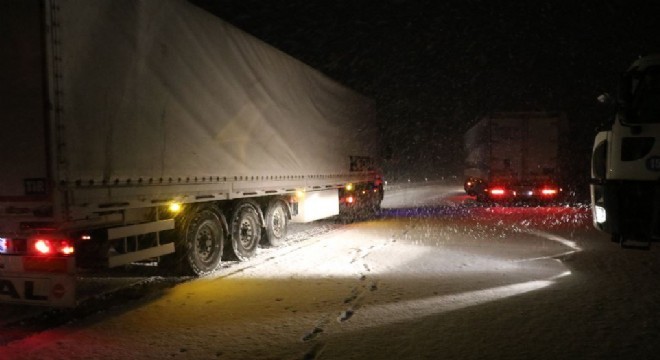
[190,0,660,185]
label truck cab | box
[590,55,660,247]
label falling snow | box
[2,182,659,359]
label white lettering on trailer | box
[0,276,74,306]
[0,278,49,302]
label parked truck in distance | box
[590,55,660,249]
[464,112,568,203]
[0,0,382,307]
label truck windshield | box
[628,66,660,124]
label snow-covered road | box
[2,182,660,360]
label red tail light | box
[34,239,52,254]
[540,188,558,196]
[30,237,75,256]
[346,196,355,204]
[489,187,506,196]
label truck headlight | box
[594,205,607,223]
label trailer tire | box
[231,201,262,261]
[182,206,226,275]
[370,197,382,216]
[264,200,288,247]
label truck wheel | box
[370,197,382,215]
[231,202,262,261]
[183,207,225,275]
[264,200,288,247]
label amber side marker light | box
[168,202,182,213]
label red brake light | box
[490,188,506,196]
[34,239,52,255]
[541,188,558,196]
[30,237,75,256]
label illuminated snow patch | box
[513,231,581,263]
[345,280,552,329]
[525,230,581,251]
[550,270,572,280]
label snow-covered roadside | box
[2,183,659,360]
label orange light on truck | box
[346,196,355,204]
[60,243,75,255]
[345,183,354,191]
[168,202,182,213]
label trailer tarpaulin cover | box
[56,0,378,182]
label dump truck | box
[464,112,568,203]
[591,55,660,248]
[0,0,382,307]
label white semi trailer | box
[591,55,660,248]
[0,0,382,306]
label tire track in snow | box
[301,228,404,358]
[301,227,578,355]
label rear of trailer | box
[464,112,567,202]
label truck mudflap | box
[0,255,75,307]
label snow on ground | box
[1,182,659,360]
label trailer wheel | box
[370,195,382,215]
[231,202,262,261]
[264,200,288,247]
[183,207,225,275]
